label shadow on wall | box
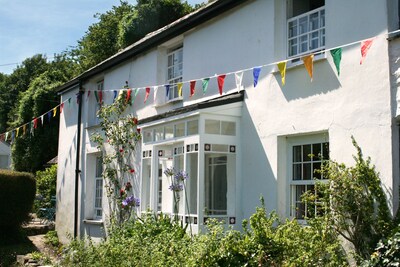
[274,58,341,102]
[240,100,277,216]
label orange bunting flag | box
[302,54,314,81]
[16,127,19,137]
[52,107,57,117]
[60,103,64,114]
[177,82,183,97]
[277,61,287,85]
[126,88,132,104]
[360,39,374,65]
[218,75,226,95]
[23,125,26,136]
[144,87,150,103]
[190,81,196,97]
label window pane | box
[221,121,236,136]
[322,142,329,160]
[205,120,220,134]
[309,12,319,30]
[312,143,322,160]
[303,144,311,162]
[288,21,298,38]
[293,145,302,162]
[299,16,308,34]
[310,31,319,50]
[175,123,185,137]
[303,163,312,180]
[141,159,151,211]
[188,153,198,214]
[143,130,153,143]
[165,125,174,139]
[300,35,308,53]
[288,38,298,57]
[187,120,198,135]
[313,162,321,179]
[293,163,302,180]
[95,157,103,177]
[155,127,164,141]
[205,155,227,215]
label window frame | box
[94,156,103,219]
[287,6,325,58]
[167,46,183,101]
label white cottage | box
[56,0,400,243]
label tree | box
[117,0,194,48]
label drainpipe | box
[74,82,83,238]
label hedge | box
[0,169,36,234]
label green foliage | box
[118,0,194,48]
[91,91,141,227]
[60,203,347,267]
[0,169,35,243]
[45,230,60,248]
[33,165,57,213]
[364,228,400,267]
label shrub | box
[34,165,57,212]
[0,169,35,242]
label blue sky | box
[0,0,206,75]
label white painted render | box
[56,0,400,243]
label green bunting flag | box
[202,78,210,94]
[330,48,342,76]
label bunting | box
[177,82,183,97]
[235,71,243,92]
[360,39,374,65]
[60,103,64,114]
[126,88,132,104]
[30,121,34,136]
[202,78,210,94]
[53,107,57,117]
[302,54,314,81]
[217,75,226,95]
[16,127,19,138]
[99,91,103,104]
[253,67,261,87]
[113,90,118,102]
[330,48,342,76]
[277,61,287,85]
[5,132,8,142]
[11,131,15,142]
[23,125,26,136]
[94,91,99,103]
[47,112,52,122]
[165,84,170,98]
[153,86,159,103]
[34,118,38,129]
[190,81,196,97]
[144,87,151,103]
[40,115,44,126]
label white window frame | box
[289,140,329,220]
[92,80,104,126]
[287,6,325,58]
[167,46,183,101]
[205,154,228,216]
[94,156,103,219]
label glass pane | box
[309,12,319,30]
[205,155,227,215]
[142,158,151,211]
[300,35,308,53]
[205,119,220,134]
[155,127,164,141]
[95,157,102,177]
[320,9,325,27]
[187,120,198,135]
[293,145,302,162]
[320,28,325,46]
[299,16,308,34]
[221,121,236,136]
[288,38,298,57]
[168,67,174,80]
[312,143,322,160]
[310,31,319,50]
[188,153,198,214]
[303,163,312,180]
[293,163,302,180]
[296,202,305,219]
[165,125,174,139]
[143,130,153,143]
[175,123,185,137]
[303,145,311,162]
[168,54,173,67]
[322,142,329,160]
[313,162,321,179]
[288,21,298,38]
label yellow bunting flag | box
[53,107,57,117]
[23,125,26,136]
[277,61,287,85]
[177,82,183,97]
[301,54,314,81]
[16,127,19,137]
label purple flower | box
[174,170,189,181]
[164,167,175,177]
[122,196,140,207]
[169,183,184,192]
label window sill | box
[154,97,183,108]
[83,219,103,226]
[286,52,327,70]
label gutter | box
[74,82,83,238]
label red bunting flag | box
[60,103,64,114]
[218,75,226,95]
[190,81,196,97]
[33,118,38,129]
[144,87,150,103]
[126,88,132,104]
[360,39,374,65]
[98,91,103,104]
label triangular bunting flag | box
[98,91,103,104]
[235,71,243,92]
[11,130,15,142]
[218,75,226,95]
[330,48,342,76]
[277,61,287,85]
[190,81,196,97]
[177,83,183,97]
[47,111,52,122]
[113,90,118,102]
[30,121,34,136]
[94,91,99,104]
[126,88,132,104]
[60,103,64,114]
[302,54,314,81]
[360,39,374,65]
[202,78,210,94]
[153,86,158,103]
[53,107,57,117]
[34,118,38,129]
[165,85,170,98]
[68,98,71,106]
[76,92,81,104]
[5,132,8,141]
[23,125,27,136]
[253,67,261,87]
[16,127,19,138]
[144,87,150,103]
[40,115,44,126]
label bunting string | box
[2,29,400,142]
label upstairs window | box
[167,46,183,101]
[287,0,325,58]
